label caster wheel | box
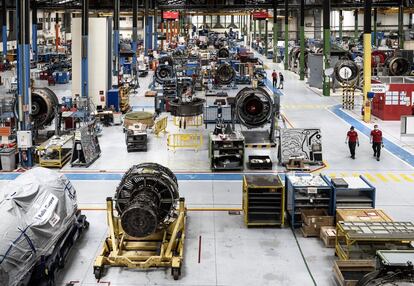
[171,267,181,280]
[94,266,104,280]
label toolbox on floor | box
[248,155,272,170]
[301,209,334,237]
[333,260,376,286]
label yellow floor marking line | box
[364,173,377,183]
[375,173,389,183]
[388,173,401,182]
[400,174,414,182]
[352,173,359,177]
[328,173,336,178]
[340,172,349,177]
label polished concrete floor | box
[1,49,414,285]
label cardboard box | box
[301,209,334,238]
[145,91,157,97]
[320,226,336,248]
[302,209,334,226]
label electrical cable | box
[290,227,318,286]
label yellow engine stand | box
[94,197,187,280]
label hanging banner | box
[163,11,179,20]
[252,11,269,20]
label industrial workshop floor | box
[1,52,414,286]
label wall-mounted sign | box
[371,84,387,93]
[163,11,179,20]
[252,11,269,19]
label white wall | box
[72,17,109,106]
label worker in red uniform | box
[370,124,383,161]
[272,70,278,88]
[345,126,359,159]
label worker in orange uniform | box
[272,70,278,88]
[345,126,359,159]
[370,124,383,161]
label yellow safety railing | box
[167,133,203,151]
[173,115,203,128]
[153,117,168,136]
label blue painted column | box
[148,16,153,50]
[144,0,149,55]
[32,1,38,63]
[2,0,7,61]
[17,0,33,167]
[132,0,138,76]
[153,5,158,50]
[113,0,120,87]
[81,0,89,99]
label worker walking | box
[272,70,278,88]
[345,126,359,159]
[370,124,383,161]
[278,72,284,89]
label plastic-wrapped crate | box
[0,168,80,286]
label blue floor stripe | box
[0,172,288,181]
[331,105,414,167]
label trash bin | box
[0,148,17,171]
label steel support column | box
[363,0,372,123]
[373,8,377,46]
[113,0,120,86]
[398,0,404,49]
[144,0,149,55]
[253,16,256,45]
[32,1,37,63]
[2,0,7,61]
[273,0,278,63]
[154,5,158,50]
[55,12,59,52]
[17,0,33,167]
[132,0,138,76]
[264,17,268,57]
[258,19,262,45]
[299,0,305,80]
[161,10,164,50]
[284,0,288,70]
[354,9,358,43]
[81,0,88,99]
[322,0,331,97]
[339,10,343,42]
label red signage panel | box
[252,11,269,19]
[163,11,179,19]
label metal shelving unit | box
[285,174,333,228]
[209,132,245,171]
[243,174,285,227]
[329,176,376,212]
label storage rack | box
[329,176,376,212]
[209,132,245,171]
[285,174,333,228]
[243,174,285,227]
[36,135,74,168]
[335,221,414,260]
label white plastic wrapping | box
[0,168,78,286]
